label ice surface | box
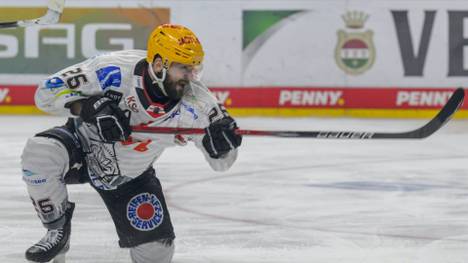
[1,115,468,263]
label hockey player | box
[21,24,242,263]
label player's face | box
[150,59,203,100]
[163,63,198,100]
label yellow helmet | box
[146,24,204,68]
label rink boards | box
[1,1,468,118]
[1,85,467,118]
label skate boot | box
[25,202,75,263]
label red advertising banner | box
[1,85,466,117]
[0,85,36,105]
[209,87,465,109]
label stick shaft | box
[132,88,465,139]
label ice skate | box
[25,202,74,263]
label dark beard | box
[163,78,188,100]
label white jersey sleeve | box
[195,137,238,172]
[35,50,146,116]
[186,81,238,171]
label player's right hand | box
[202,116,242,159]
[80,96,131,142]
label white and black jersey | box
[34,50,238,190]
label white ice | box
[1,116,468,263]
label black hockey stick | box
[0,0,65,29]
[132,87,465,139]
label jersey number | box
[31,197,54,214]
[61,68,88,89]
[208,104,228,123]
[121,136,152,152]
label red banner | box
[1,85,466,110]
[209,87,465,109]
[0,85,36,105]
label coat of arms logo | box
[335,11,375,75]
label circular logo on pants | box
[127,193,164,231]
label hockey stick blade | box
[0,0,65,29]
[132,88,465,139]
[369,87,465,139]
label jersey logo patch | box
[125,96,139,113]
[44,77,65,90]
[22,169,35,176]
[22,169,47,185]
[181,102,198,120]
[96,66,122,90]
[127,193,164,231]
[86,141,121,190]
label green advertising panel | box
[243,10,301,50]
[0,7,170,74]
[242,10,305,72]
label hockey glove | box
[80,96,131,142]
[202,116,242,159]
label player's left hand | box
[202,116,242,159]
[80,96,132,142]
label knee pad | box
[34,120,89,184]
[21,120,88,228]
[22,136,70,228]
[21,136,69,186]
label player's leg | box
[93,167,175,262]
[22,135,73,262]
[21,122,85,263]
[130,239,174,263]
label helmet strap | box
[148,62,169,97]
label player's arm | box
[35,60,131,142]
[35,61,101,116]
[194,103,242,171]
[187,81,241,171]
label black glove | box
[202,116,242,159]
[80,96,131,142]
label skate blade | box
[27,246,68,263]
[27,253,65,263]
